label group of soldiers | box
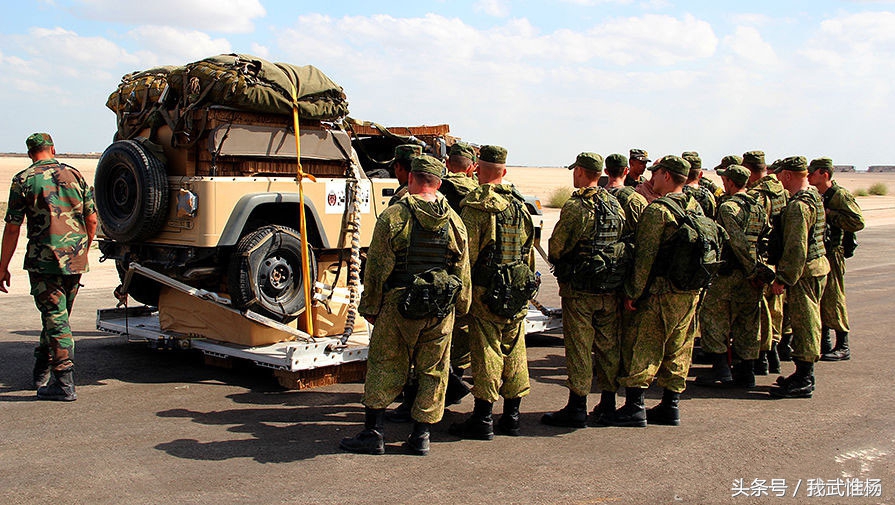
[339,144,864,456]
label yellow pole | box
[291,83,314,336]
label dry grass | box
[869,182,888,196]
[546,186,573,208]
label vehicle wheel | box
[115,259,161,306]
[227,226,316,322]
[95,140,169,243]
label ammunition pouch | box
[475,261,538,318]
[556,242,631,294]
[396,269,462,320]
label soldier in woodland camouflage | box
[808,157,864,361]
[745,150,788,374]
[541,153,625,429]
[769,157,829,399]
[340,155,471,456]
[601,155,703,428]
[681,152,717,219]
[1,133,97,401]
[449,145,535,440]
[696,165,770,389]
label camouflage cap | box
[681,151,702,171]
[630,148,650,162]
[567,152,604,173]
[605,153,628,171]
[393,144,423,166]
[713,154,743,171]
[719,164,750,187]
[808,157,834,174]
[448,142,476,162]
[774,156,808,173]
[649,155,691,177]
[26,133,54,151]
[411,154,446,179]
[742,150,766,166]
[479,145,507,164]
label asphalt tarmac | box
[1,225,893,504]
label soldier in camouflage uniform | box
[449,145,535,440]
[626,148,650,188]
[601,155,703,427]
[681,152,717,218]
[769,157,829,398]
[386,144,422,206]
[807,157,864,361]
[340,155,471,456]
[696,165,770,389]
[1,133,97,401]
[745,150,788,375]
[603,154,648,393]
[541,153,625,429]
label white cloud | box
[729,13,772,26]
[801,11,895,75]
[75,0,265,33]
[473,0,510,17]
[250,43,270,59]
[22,27,140,70]
[127,26,231,65]
[559,0,634,4]
[724,26,778,66]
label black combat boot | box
[770,361,815,398]
[588,390,617,425]
[404,421,431,456]
[694,353,733,387]
[339,407,386,455]
[820,327,834,355]
[541,390,588,428]
[821,331,851,361]
[385,382,418,423]
[445,366,471,406]
[36,366,77,402]
[596,387,646,427]
[646,389,680,426]
[732,359,756,388]
[496,397,522,436]
[753,352,769,376]
[32,345,52,390]
[449,398,494,440]
[778,334,793,361]
[767,342,781,374]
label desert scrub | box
[869,183,888,196]
[546,186,573,208]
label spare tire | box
[227,225,316,322]
[95,140,169,243]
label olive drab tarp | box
[106,54,349,127]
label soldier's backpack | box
[553,191,631,294]
[653,196,728,291]
[822,185,859,258]
[473,188,538,318]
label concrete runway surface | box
[1,225,893,504]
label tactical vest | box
[791,189,826,262]
[719,192,766,274]
[749,181,788,264]
[472,187,537,318]
[388,202,455,288]
[821,184,849,250]
[554,189,629,293]
[683,185,715,218]
[473,188,531,281]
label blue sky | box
[2,0,894,170]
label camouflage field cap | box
[479,145,507,165]
[808,157,834,174]
[26,133,54,151]
[411,154,446,179]
[713,154,743,171]
[682,151,702,171]
[448,142,476,162]
[568,152,603,173]
[605,153,628,171]
[649,155,691,177]
[774,156,808,173]
[393,144,423,166]
[630,148,650,162]
[742,150,766,166]
[719,164,750,187]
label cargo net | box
[106,53,350,142]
